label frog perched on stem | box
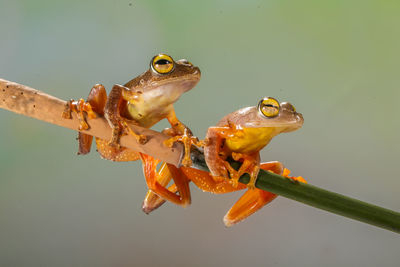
[141,97,306,226]
[62,53,201,164]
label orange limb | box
[224,188,277,227]
[224,162,307,226]
[62,96,97,131]
[282,168,307,184]
[181,167,246,194]
[104,84,147,147]
[203,126,261,189]
[94,138,140,161]
[222,161,282,226]
[76,84,107,155]
[163,110,199,167]
[152,161,283,226]
[223,152,260,189]
[141,160,306,227]
[140,153,191,208]
[142,162,177,213]
[63,84,141,161]
[141,166,244,215]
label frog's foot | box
[61,100,73,119]
[107,125,122,149]
[105,119,147,149]
[247,167,260,190]
[62,98,97,131]
[120,119,147,145]
[163,128,199,167]
[142,161,172,214]
[223,152,259,189]
[193,138,210,148]
[77,84,107,155]
[282,168,307,184]
[142,163,179,214]
[223,162,241,188]
[224,188,277,227]
[223,161,286,227]
[140,153,191,209]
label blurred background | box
[1,0,399,266]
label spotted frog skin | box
[140,97,307,226]
[62,53,201,163]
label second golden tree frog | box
[203,97,305,189]
[141,97,306,226]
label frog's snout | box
[296,112,304,125]
[192,66,201,77]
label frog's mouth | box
[278,113,304,133]
[243,112,304,132]
[141,73,201,104]
[148,69,201,91]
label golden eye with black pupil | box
[151,54,174,74]
[258,97,280,118]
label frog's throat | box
[224,127,282,153]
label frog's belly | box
[126,103,171,128]
[224,127,277,153]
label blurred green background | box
[1,0,399,266]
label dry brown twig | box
[0,78,183,166]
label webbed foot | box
[62,98,97,130]
[282,168,307,184]
[222,152,259,189]
[163,128,200,167]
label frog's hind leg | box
[77,84,107,155]
[223,188,277,227]
[223,161,283,227]
[142,162,178,213]
[94,138,141,161]
[140,153,191,209]
[142,166,246,214]
[181,167,246,194]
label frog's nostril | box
[296,113,304,124]
[281,102,296,112]
[177,59,192,66]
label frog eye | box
[258,97,280,118]
[151,54,175,74]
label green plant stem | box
[191,149,400,234]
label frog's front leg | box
[104,84,147,147]
[163,109,200,167]
[76,84,107,154]
[61,84,106,154]
[204,126,260,188]
[202,127,231,178]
